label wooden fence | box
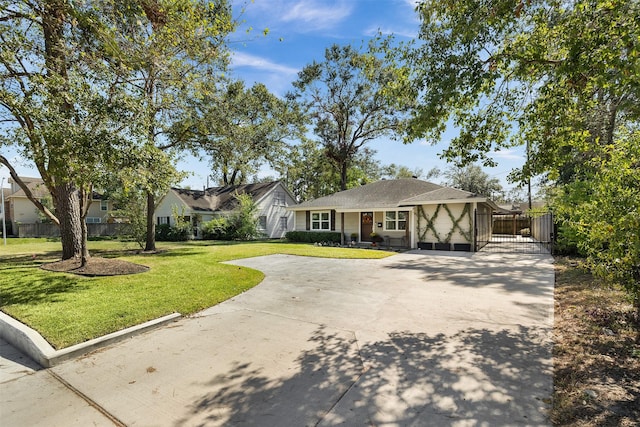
[17,223,127,238]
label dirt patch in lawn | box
[552,256,640,426]
[41,257,149,276]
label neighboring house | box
[155,181,296,239]
[288,178,499,251]
[7,177,115,235]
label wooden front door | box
[361,212,373,241]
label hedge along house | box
[155,181,296,239]
[288,178,498,251]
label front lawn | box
[0,239,391,349]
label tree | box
[553,128,640,317]
[0,0,139,262]
[289,37,413,190]
[408,0,639,181]
[442,165,504,199]
[408,0,640,311]
[104,0,236,251]
[380,164,424,180]
[175,79,304,186]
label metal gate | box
[475,211,555,254]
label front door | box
[361,212,373,242]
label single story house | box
[6,176,115,235]
[155,181,296,239]
[288,178,499,251]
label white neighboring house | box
[6,176,115,235]
[155,181,297,239]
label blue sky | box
[0,0,525,192]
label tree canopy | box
[0,0,141,260]
[289,37,414,190]
[174,79,304,186]
[409,0,640,312]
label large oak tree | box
[289,37,414,191]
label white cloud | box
[280,0,353,29]
[231,52,299,75]
[492,148,524,161]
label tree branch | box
[0,154,60,225]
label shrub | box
[201,217,230,240]
[285,231,341,243]
[226,193,261,240]
[155,223,191,241]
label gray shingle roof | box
[172,181,281,212]
[399,187,480,205]
[292,179,443,210]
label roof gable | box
[172,181,284,212]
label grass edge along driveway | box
[0,240,391,349]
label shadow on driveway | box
[180,325,551,426]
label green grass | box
[0,239,391,349]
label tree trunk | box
[79,187,91,267]
[53,183,84,260]
[340,161,348,191]
[145,191,157,252]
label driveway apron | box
[2,251,554,426]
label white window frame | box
[258,215,267,231]
[100,199,108,211]
[384,210,408,231]
[274,191,286,206]
[86,217,101,224]
[311,211,330,230]
[279,216,288,230]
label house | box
[155,181,296,239]
[288,178,499,251]
[6,177,115,236]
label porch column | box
[340,212,345,245]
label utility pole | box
[526,140,532,210]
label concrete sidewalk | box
[1,251,554,426]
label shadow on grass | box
[179,326,553,426]
[0,262,86,306]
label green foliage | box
[225,193,261,240]
[285,231,342,244]
[289,36,414,190]
[443,164,504,199]
[175,79,305,185]
[409,0,640,310]
[409,0,640,179]
[201,217,230,240]
[155,223,191,242]
[554,129,640,312]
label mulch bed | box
[41,257,149,276]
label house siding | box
[155,182,296,239]
[257,185,295,238]
[154,191,189,227]
[416,203,474,246]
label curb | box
[0,312,181,368]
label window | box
[100,199,108,211]
[385,211,408,230]
[86,217,101,224]
[279,216,288,230]
[258,215,267,231]
[311,211,330,230]
[157,216,170,225]
[274,191,286,206]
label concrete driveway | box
[1,250,554,426]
